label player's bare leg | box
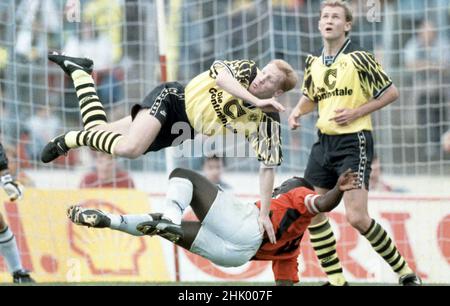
[112,111,162,158]
[90,116,132,134]
[344,188,422,286]
[175,222,202,250]
[0,213,34,283]
[68,168,215,244]
[307,187,347,286]
[67,205,162,236]
[45,52,160,162]
[138,168,219,242]
[67,203,201,250]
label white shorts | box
[189,190,263,267]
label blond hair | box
[270,59,298,92]
[320,0,353,36]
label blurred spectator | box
[0,47,7,70]
[178,0,214,80]
[82,0,123,64]
[348,0,383,53]
[80,152,135,188]
[64,28,123,105]
[273,0,305,69]
[404,20,450,160]
[443,130,450,153]
[370,156,407,193]
[15,0,60,62]
[64,0,124,105]
[3,143,34,187]
[25,105,61,161]
[202,155,231,190]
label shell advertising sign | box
[0,189,169,283]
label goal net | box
[0,0,449,284]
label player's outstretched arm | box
[215,69,285,113]
[288,95,316,130]
[258,166,276,244]
[313,169,360,213]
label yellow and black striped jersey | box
[302,39,393,135]
[185,60,282,166]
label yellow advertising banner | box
[0,189,169,283]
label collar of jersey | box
[321,38,351,67]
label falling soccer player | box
[43,52,297,242]
[68,168,359,286]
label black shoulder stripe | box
[353,52,370,68]
[212,60,235,77]
[349,53,366,71]
[373,82,393,99]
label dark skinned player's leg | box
[137,168,219,242]
[170,168,220,249]
[169,167,218,221]
[176,221,202,250]
[68,168,218,243]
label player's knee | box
[346,212,371,233]
[169,167,191,179]
[115,141,144,159]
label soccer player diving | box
[68,168,359,286]
[43,53,297,243]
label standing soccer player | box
[0,142,34,283]
[288,0,421,285]
[43,53,297,243]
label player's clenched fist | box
[1,174,24,201]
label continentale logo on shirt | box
[315,86,353,102]
[316,69,353,102]
[209,88,248,126]
[324,69,337,90]
[209,88,228,126]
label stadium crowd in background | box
[404,20,450,161]
[201,155,231,191]
[0,0,448,172]
[79,152,135,189]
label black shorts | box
[131,82,195,153]
[304,130,374,190]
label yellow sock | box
[363,219,413,277]
[309,218,347,286]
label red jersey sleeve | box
[272,257,299,283]
[290,187,320,217]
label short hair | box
[272,176,315,197]
[320,0,353,36]
[269,59,298,92]
[202,155,225,167]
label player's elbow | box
[316,198,337,213]
[388,84,400,102]
[215,70,232,88]
[215,74,226,88]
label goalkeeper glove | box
[0,174,23,201]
